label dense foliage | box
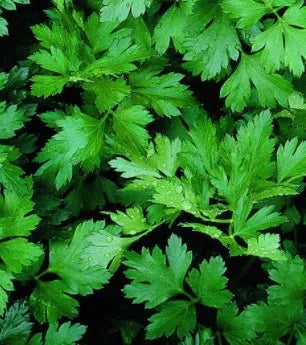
[0,0,305,344]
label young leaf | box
[112,105,153,153]
[0,146,29,195]
[183,8,240,80]
[48,220,111,295]
[29,280,79,323]
[277,137,306,183]
[217,303,256,345]
[252,2,306,76]
[88,77,130,112]
[123,234,192,308]
[268,256,306,306]
[109,207,150,235]
[222,0,271,29]
[35,107,105,189]
[245,234,287,261]
[0,190,40,238]
[0,270,14,315]
[0,302,32,344]
[83,224,131,269]
[100,0,153,22]
[233,197,287,240]
[146,300,196,339]
[31,75,70,98]
[0,102,27,139]
[0,239,43,274]
[129,69,194,117]
[220,53,295,112]
[30,322,87,345]
[153,4,188,55]
[187,256,232,308]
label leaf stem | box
[216,331,223,345]
[182,290,198,304]
[198,215,233,224]
[35,268,49,281]
[262,0,282,21]
[125,221,166,245]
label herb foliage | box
[0,0,305,344]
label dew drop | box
[106,235,113,243]
[175,185,183,193]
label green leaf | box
[0,0,29,36]
[184,115,219,175]
[0,270,14,316]
[110,134,181,179]
[35,107,105,189]
[179,329,214,345]
[0,302,32,345]
[109,207,150,235]
[88,77,130,112]
[123,234,192,308]
[0,16,8,37]
[49,220,111,295]
[211,111,275,206]
[246,302,302,343]
[152,178,198,215]
[0,146,29,195]
[85,13,129,54]
[30,48,72,75]
[252,2,306,76]
[83,224,130,269]
[277,137,306,183]
[29,280,79,323]
[0,0,30,11]
[217,303,256,345]
[83,38,148,76]
[153,4,189,55]
[37,322,87,345]
[146,300,196,339]
[187,256,232,308]
[181,223,226,241]
[220,53,295,112]
[233,197,287,240]
[31,75,70,98]
[0,239,43,274]
[0,102,27,139]
[245,234,287,261]
[268,256,306,306]
[183,8,240,80]
[0,190,40,238]
[148,135,181,177]
[109,157,160,178]
[112,106,153,153]
[222,0,270,29]
[100,0,153,22]
[129,69,194,117]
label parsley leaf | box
[220,53,295,112]
[29,280,79,323]
[146,300,196,339]
[0,302,32,344]
[35,107,105,189]
[129,68,194,117]
[100,0,153,22]
[29,322,86,345]
[187,257,232,308]
[123,234,192,308]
